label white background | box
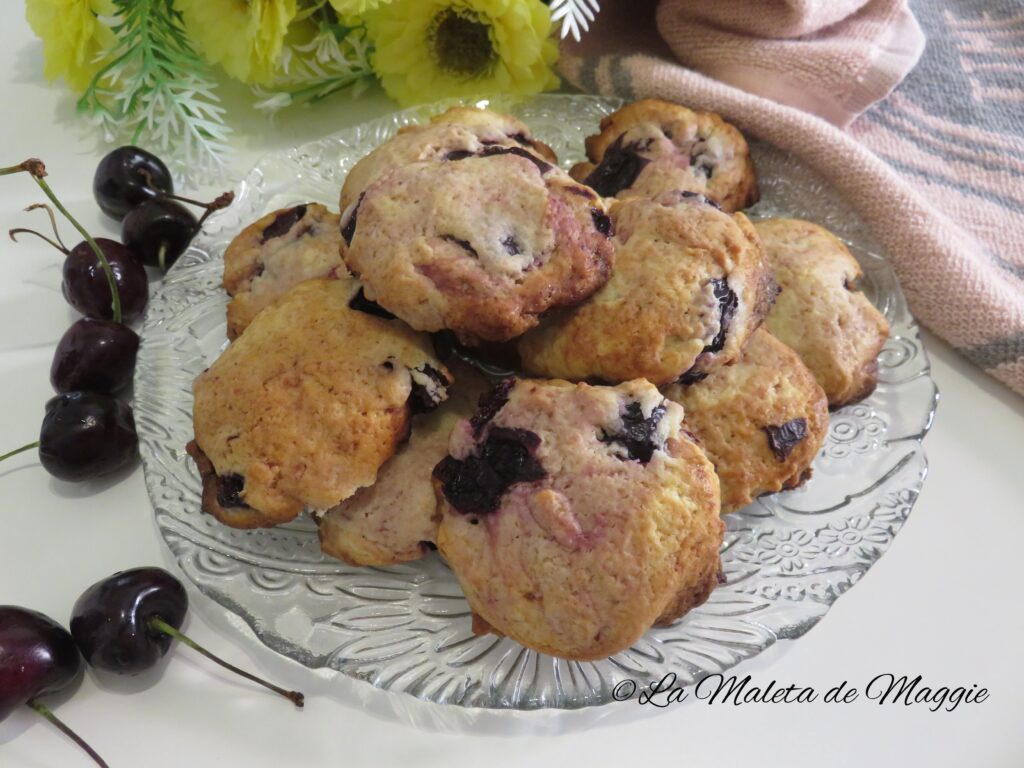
[1,6,1022,767]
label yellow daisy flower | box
[175,0,298,85]
[25,0,116,92]
[365,0,560,106]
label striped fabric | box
[851,5,1024,380]
[558,0,1024,396]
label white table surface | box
[1,8,1022,768]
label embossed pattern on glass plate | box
[135,95,937,710]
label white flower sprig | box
[549,0,602,42]
[77,0,231,183]
[253,23,376,114]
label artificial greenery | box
[77,0,230,181]
[28,0,596,180]
[253,9,376,113]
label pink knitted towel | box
[560,0,1024,397]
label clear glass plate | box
[135,94,938,711]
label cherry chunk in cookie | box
[571,99,759,213]
[519,191,777,386]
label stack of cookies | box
[186,100,890,662]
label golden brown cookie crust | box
[185,440,281,529]
[518,192,776,385]
[755,218,891,407]
[663,327,830,514]
[571,98,759,212]
[190,278,451,528]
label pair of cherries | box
[1,568,303,767]
[20,146,205,325]
[2,148,231,482]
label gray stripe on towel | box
[962,333,1024,369]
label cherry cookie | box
[342,147,614,345]
[434,378,723,661]
[663,328,829,514]
[571,99,758,212]
[222,203,349,340]
[317,360,490,566]
[188,278,452,529]
[755,218,891,407]
[339,106,557,212]
[518,190,776,385]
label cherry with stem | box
[71,568,304,707]
[0,606,109,768]
[10,203,148,324]
[0,390,139,482]
[2,159,122,323]
[122,187,234,271]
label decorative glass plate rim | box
[135,94,938,712]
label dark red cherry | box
[121,198,197,271]
[39,391,138,482]
[62,238,148,323]
[70,567,187,675]
[0,607,108,766]
[70,568,303,706]
[50,318,140,395]
[0,607,81,723]
[93,145,173,220]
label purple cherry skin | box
[121,199,197,272]
[70,567,304,706]
[93,145,174,220]
[61,238,148,323]
[0,607,81,722]
[39,392,138,482]
[50,318,140,395]
[0,607,109,766]
[70,567,187,675]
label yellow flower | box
[327,0,390,16]
[365,0,559,107]
[175,0,298,85]
[25,0,116,92]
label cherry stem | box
[25,202,69,251]
[138,167,234,228]
[0,441,39,463]
[2,159,122,324]
[196,191,234,227]
[26,698,109,768]
[174,191,234,228]
[0,159,45,177]
[148,616,305,708]
[9,228,68,255]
